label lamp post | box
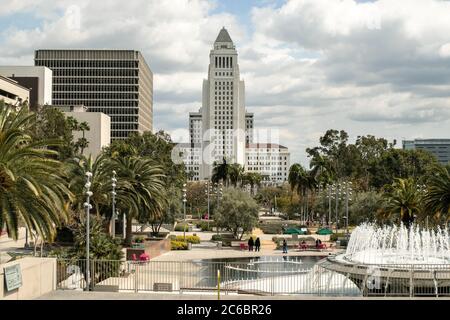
[334,182,341,234]
[111,170,117,237]
[84,171,93,291]
[205,181,211,228]
[327,184,334,228]
[182,184,187,241]
[216,185,223,236]
[342,181,353,238]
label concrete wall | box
[0,257,56,300]
[65,111,111,157]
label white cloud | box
[1,0,450,165]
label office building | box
[34,49,152,139]
[0,66,52,110]
[403,139,450,165]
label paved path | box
[152,247,341,262]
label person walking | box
[255,237,261,252]
[282,239,288,254]
[248,237,254,252]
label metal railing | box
[56,258,450,297]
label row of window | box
[53,85,138,92]
[214,72,233,77]
[54,77,139,84]
[37,60,138,68]
[53,93,138,100]
[51,69,139,77]
[215,56,233,68]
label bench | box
[231,241,249,250]
[298,241,329,251]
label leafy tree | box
[369,148,439,189]
[107,156,166,245]
[0,104,72,240]
[186,181,208,219]
[424,165,450,224]
[382,178,422,227]
[214,188,259,239]
[348,191,387,225]
[32,106,90,159]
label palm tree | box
[107,157,166,245]
[242,172,262,195]
[384,178,422,228]
[67,154,110,217]
[228,163,244,187]
[424,165,450,224]
[212,158,229,186]
[0,104,72,240]
[310,154,334,189]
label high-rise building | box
[403,139,450,165]
[201,27,247,179]
[0,66,52,110]
[189,110,202,145]
[34,49,153,140]
[175,28,291,184]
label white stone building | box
[178,28,291,183]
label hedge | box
[170,240,188,250]
[175,235,200,244]
[174,223,189,232]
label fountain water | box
[341,223,450,265]
[319,222,450,296]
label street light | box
[182,184,187,241]
[84,171,93,291]
[342,181,353,238]
[111,170,117,237]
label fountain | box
[318,223,450,296]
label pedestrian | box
[248,237,254,252]
[282,239,288,254]
[255,237,261,252]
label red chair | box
[131,253,137,261]
[239,243,248,251]
[139,253,150,261]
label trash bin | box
[336,240,341,247]
[217,241,222,250]
[187,242,192,250]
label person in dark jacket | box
[248,237,254,252]
[282,239,288,254]
[255,237,261,252]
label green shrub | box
[196,221,214,231]
[211,234,222,241]
[168,235,176,240]
[174,223,189,232]
[330,233,346,242]
[171,240,188,250]
[133,236,145,243]
[175,235,200,244]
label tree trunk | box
[125,214,133,246]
